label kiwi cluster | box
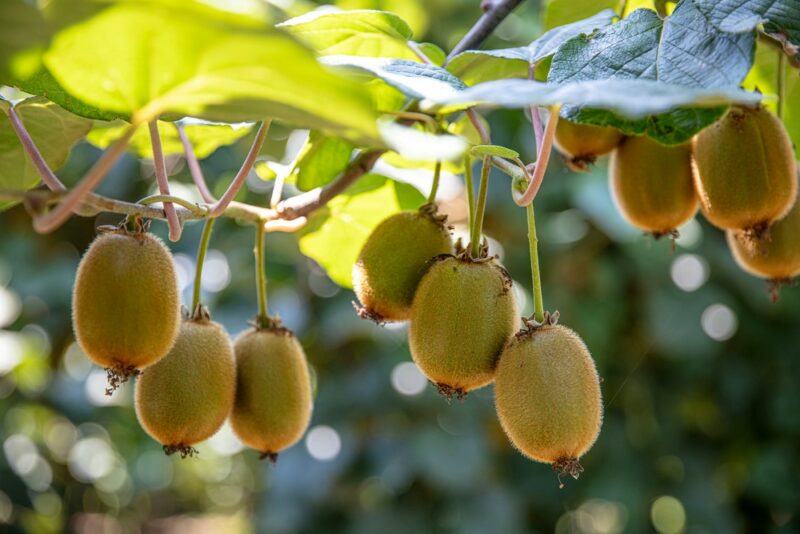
[72,227,313,460]
[562,106,799,297]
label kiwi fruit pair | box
[408,254,518,399]
[495,323,602,480]
[693,106,797,235]
[610,136,698,237]
[554,119,623,171]
[353,207,452,322]
[72,230,181,392]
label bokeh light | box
[305,426,341,461]
[650,495,686,534]
[390,362,427,396]
[701,304,738,341]
[670,254,709,292]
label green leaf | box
[470,145,519,159]
[292,132,354,191]
[86,120,253,159]
[298,174,424,287]
[0,97,92,209]
[379,122,468,162]
[694,0,799,62]
[278,9,419,59]
[548,5,756,143]
[417,43,447,66]
[41,1,381,145]
[0,0,49,83]
[543,0,618,30]
[322,56,466,101]
[448,10,615,85]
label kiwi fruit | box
[408,255,518,399]
[727,193,800,292]
[692,106,797,233]
[72,230,180,392]
[554,119,623,171]
[609,136,698,237]
[353,207,452,322]
[494,323,602,482]
[134,315,236,457]
[230,326,313,461]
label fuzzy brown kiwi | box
[554,119,623,171]
[494,323,602,483]
[230,326,313,461]
[72,230,180,393]
[692,106,797,233]
[353,207,452,323]
[610,136,698,237]
[134,314,236,457]
[408,254,518,399]
[727,194,800,294]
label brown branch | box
[446,0,526,63]
[149,121,183,241]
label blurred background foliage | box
[1,0,800,532]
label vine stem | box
[464,155,476,247]
[192,217,216,313]
[513,104,560,207]
[445,0,525,62]
[148,121,183,241]
[777,50,786,120]
[175,123,215,203]
[254,221,268,325]
[526,202,545,323]
[5,105,66,192]
[427,161,442,204]
[470,156,491,258]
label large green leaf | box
[0,97,92,209]
[447,10,615,85]
[86,120,253,160]
[694,0,799,62]
[543,0,618,30]
[0,0,49,83]
[292,132,355,191]
[548,5,756,143]
[41,1,380,145]
[298,174,424,287]
[322,56,466,101]
[278,9,419,60]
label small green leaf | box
[86,120,253,159]
[298,174,425,287]
[292,132,354,191]
[323,56,466,101]
[0,97,92,209]
[470,145,519,159]
[278,9,419,59]
[417,42,447,65]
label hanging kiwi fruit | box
[692,105,797,235]
[72,228,181,393]
[554,119,623,171]
[609,135,698,238]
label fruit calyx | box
[259,451,279,463]
[104,362,142,396]
[434,382,467,402]
[768,277,797,303]
[418,202,449,227]
[250,315,293,336]
[515,310,561,339]
[183,304,212,323]
[163,444,199,458]
[565,155,596,173]
[454,238,493,262]
[553,456,584,489]
[352,301,386,325]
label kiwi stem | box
[470,156,491,258]
[427,161,442,204]
[254,221,269,324]
[465,155,476,245]
[526,203,545,323]
[777,51,786,120]
[617,0,628,17]
[148,121,183,242]
[192,217,216,313]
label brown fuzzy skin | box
[495,325,603,464]
[692,106,798,230]
[353,210,452,322]
[727,196,800,279]
[408,256,518,394]
[610,136,698,235]
[72,231,180,370]
[134,318,236,449]
[230,328,313,456]
[554,119,623,169]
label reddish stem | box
[513,105,559,207]
[175,123,216,203]
[148,121,183,241]
[6,105,66,192]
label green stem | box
[464,155,476,246]
[192,217,215,313]
[470,156,491,258]
[254,222,268,324]
[526,203,545,323]
[427,161,442,204]
[777,50,786,120]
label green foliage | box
[298,174,424,287]
[86,120,253,160]
[543,0,618,30]
[0,97,92,209]
[291,132,354,191]
[470,145,520,159]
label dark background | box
[1,0,799,532]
